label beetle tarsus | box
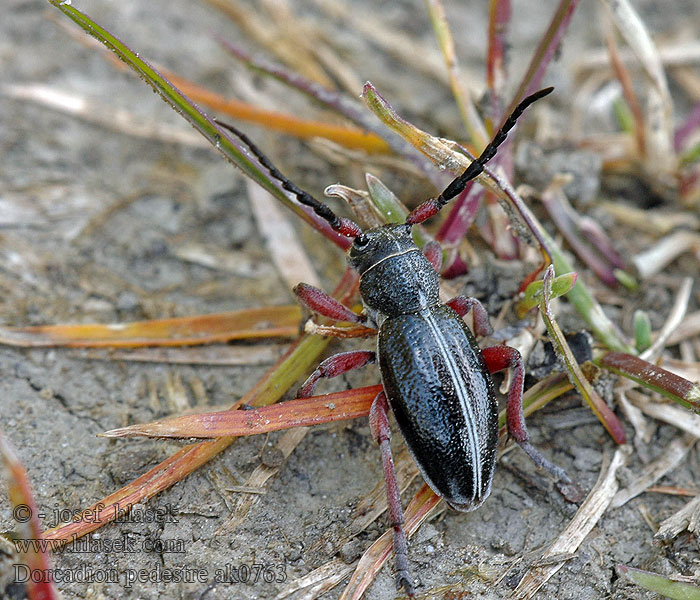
[370,392,417,597]
[518,439,571,484]
[395,569,416,597]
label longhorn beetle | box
[221,87,570,597]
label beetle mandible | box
[222,86,571,597]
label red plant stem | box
[599,352,700,412]
[435,181,483,245]
[674,100,700,152]
[102,386,381,439]
[541,188,619,287]
[504,0,579,120]
[486,0,512,125]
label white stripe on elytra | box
[422,308,480,502]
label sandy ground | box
[1,1,699,599]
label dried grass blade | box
[216,427,309,535]
[363,82,470,173]
[600,0,676,180]
[632,232,700,280]
[0,306,301,348]
[100,385,380,439]
[425,0,489,146]
[0,432,59,600]
[640,277,693,361]
[72,344,285,366]
[247,180,322,289]
[655,495,700,541]
[3,83,209,148]
[275,558,355,600]
[611,433,698,508]
[633,398,700,438]
[512,447,629,599]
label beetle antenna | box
[406,87,554,225]
[216,120,362,238]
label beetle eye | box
[354,233,369,248]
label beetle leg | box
[369,391,415,597]
[422,240,443,273]
[481,345,571,484]
[446,296,493,337]
[294,282,366,323]
[297,350,376,398]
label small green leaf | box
[680,141,700,166]
[618,565,700,600]
[613,97,636,134]
[614,268,638,290]
[633,310,652,353]
[365,174,407,225]
[515,271,577,316]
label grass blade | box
[539,266,626,443]
[100,385,380,439]
[0,432,59,600]
[425,0,489,147]
[0,306,300,348]
[598,352,700,413]
[617,565,700,600]
[46,0,351,249]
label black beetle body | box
[220,87,563,596]
[349,224,498,511]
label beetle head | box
[347,223,415,275]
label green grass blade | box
[618,565,700,600]
[46,0,350,249]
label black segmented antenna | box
[216,120,361,237]
[438,87,553,205]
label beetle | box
[220,87,571,597]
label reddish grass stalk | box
[606,26,646,155]
[0,433,59,600]
[599,352,700,413]
[486,0,512,125]
[674,100,700,153]
[505,0,579,119]
[100,386,381,439]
